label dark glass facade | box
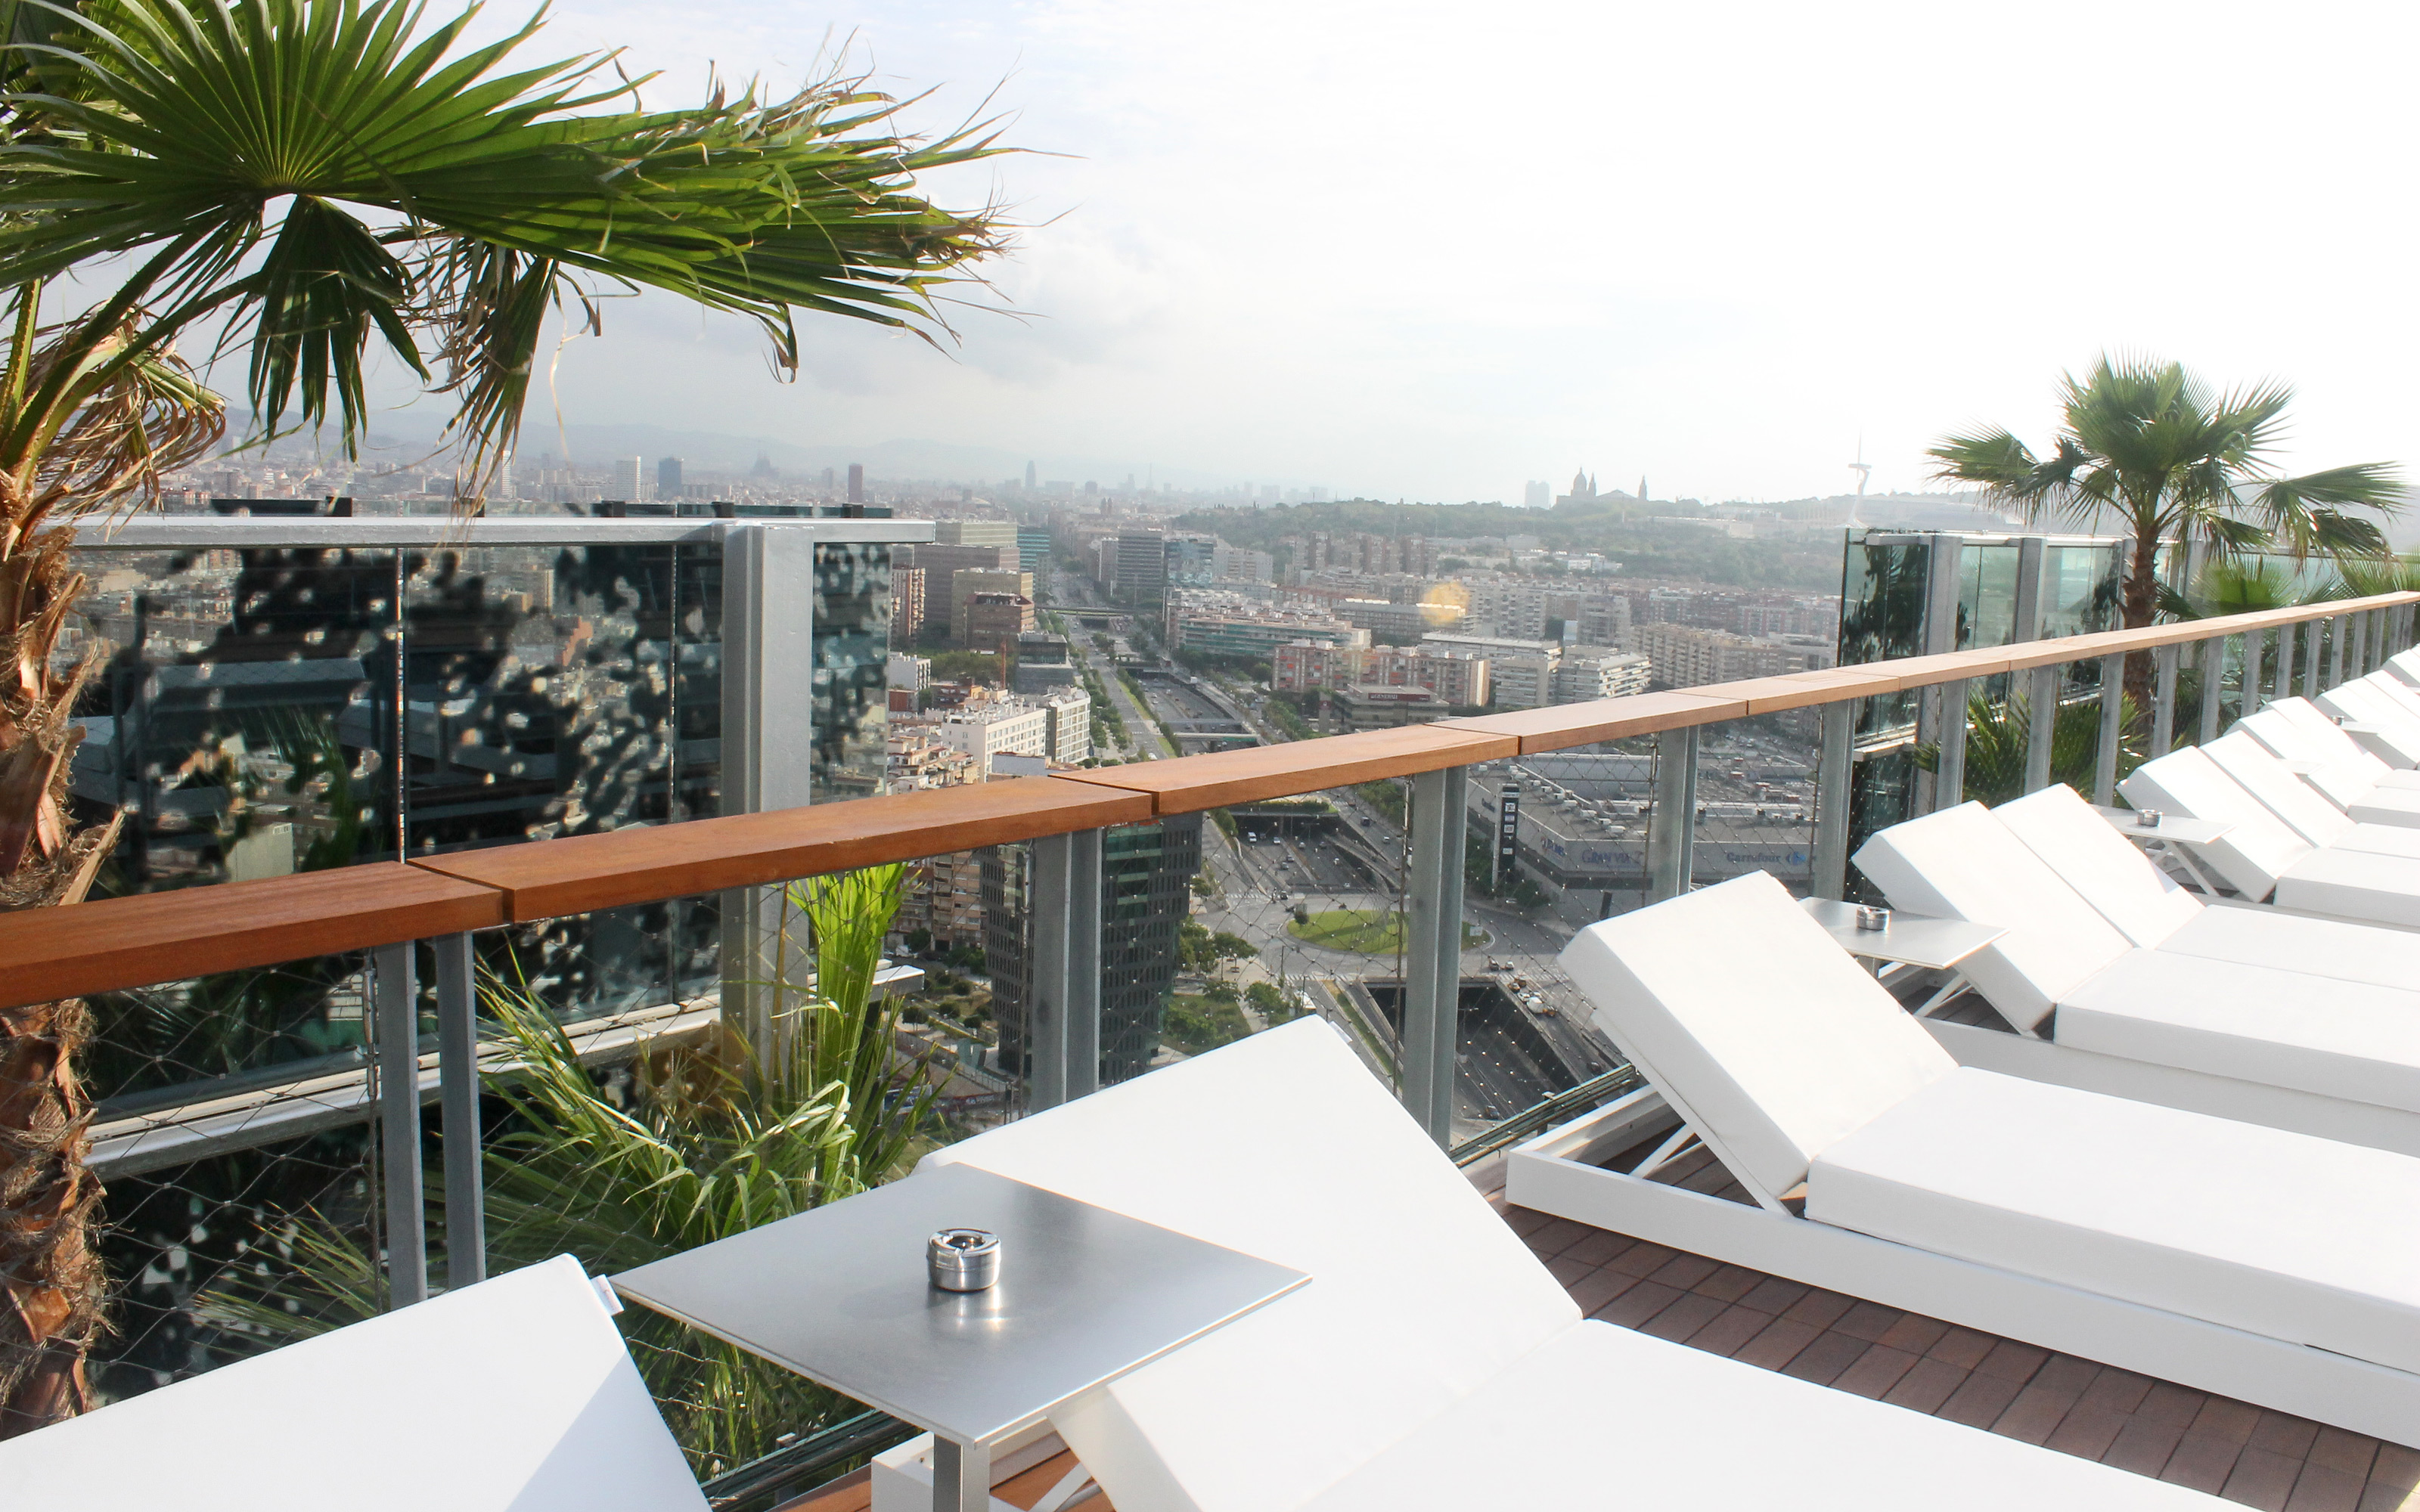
[984,812,1205,1089]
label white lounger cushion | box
[2244,703,2404,782]
[1852,801,2132,1030]
[2121,746,2420,916]
[1809,1069,2420,1377]
[1299,1317,2224,1511]
[2121,747,2313,898]
[926,1018,1578,1512]
[1991,785,2203,946]
[2057,950,2420,1113]
[2319,683,2420,767]
[1560,872,1955,1198]
[2276,847,2420,926]
[2204,732,2360,847]
[0,1255,703,1512]
[1995,785,2420,990]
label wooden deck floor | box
[1486,1177,2420,1512]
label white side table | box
[2093,805,2236,895]
[616,1162,1308,1512]
[1798,898,2008,1020]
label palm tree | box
[197,865,938,1473]
[1927,357,2403,708]
[0,0,1012,1435]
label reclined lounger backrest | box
[2319,678,2414,730]
[2313,682,2420,766]
[1559,872,1956,1204]
[927,1018,1579,1512]
[2364,671,2420,721]
[2120,747,2311,900]
[2389,647,2420,687]
[2254,699,2396,781]
[0,1255,703,1512]
[1990,785,2203,949]
[1851,799,2133,1031]
[2237,708,2386,808]
[2273,695,2398,760]
[2203,731,2360,847]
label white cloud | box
[397,0,2420,503]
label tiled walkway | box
[1493,1193,2420,1511]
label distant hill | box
[1174,498,1845,591]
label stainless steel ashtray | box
[2136,809,2163,829]
[1854,905,1891,932]
[927,1228,1001,1292]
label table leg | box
[933,1436,992,1512]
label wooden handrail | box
[4,588,2412,1007]
[414,776,1153,922]
[1056,724,1516,813]
[0,865,504,1012]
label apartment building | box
[890,565,926,646]
[1550,646,1652,704]
[1271,642,1491,707]
[963,592,1038,647]
[1623,623,1836,689]
[1335,683,1451,730]
[1419,632,1561,709]
[948,569,1034,644]
[1168,593,1368,661]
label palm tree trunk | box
[0,525,118,1438]
[2120,528,2162,715]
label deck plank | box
[1478,1170,2420,1506]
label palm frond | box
[0,0,1016,498]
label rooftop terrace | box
[6,520,2420,1507]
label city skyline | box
[315,0,2420,510]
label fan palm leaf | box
[0,0,1012,488]
[1929,355,2404,709]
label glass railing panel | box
[80,943,382,1407]
[65,544,405,890]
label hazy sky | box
[411,0,2420,504]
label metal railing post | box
[1025,829,1104,1112]
[1646,727,1699,903]
[2351,611,2370,680]
[1812,702,1854,901]
[1403,764,1469,1146]
[1934,678,1969,811]
[372,941,427,1309]
[433,932,483,1288]
[2268,625,2290,708]
[2198,636,2224,745]
[2023,664,2059,794]
[720,522,819,1061]
[2151,644,2179,756]
[2303,614,2324,697]
[2011,537,2046,644]
[2093,655,2124,806]
[2328,614,2346,692]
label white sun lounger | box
[2118,744,2420,924]
[1509,871,2420,1445]
[1851,786,2420,1155]
[2317,677,2420,766]
[2387,647,2420,688]
[2206,724,2420,829]
[915,1018,2227,1511]
[2239,701,2420,811]
[2269,692,2420,770]
[0,1255,703,1512]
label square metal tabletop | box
[612,1163,1308,1445]
[1799,897,2009,971]
[2093,804,2237,847]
